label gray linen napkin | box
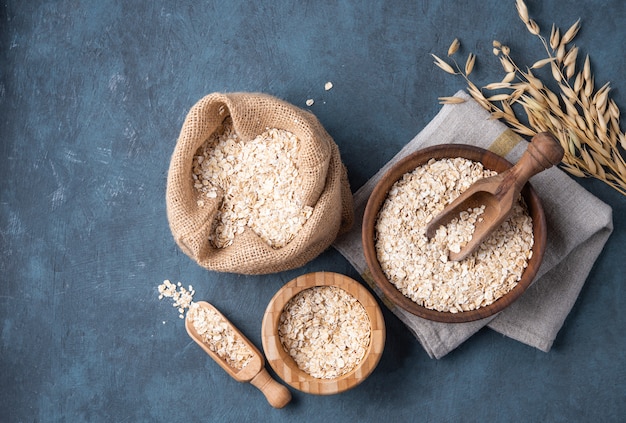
[333,91,613,359]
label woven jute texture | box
[166,92,354,274]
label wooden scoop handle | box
[250,367,292,409]
[506,132,564,193]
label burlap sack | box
[166,92,354,274]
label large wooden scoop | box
[185,301,291,408]
[425,132,564,261]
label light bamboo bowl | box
[261,272,385,395]
[362,144,547,323]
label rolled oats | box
[278,286,371,379]
[186,303,254,371]
[375,157,534,313]
[192,118,313,249]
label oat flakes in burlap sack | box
[166,92,354,274]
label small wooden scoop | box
[425,132,564,261]
[185,301,291,408]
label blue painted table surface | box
[2,1,625,422]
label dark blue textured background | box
[1,1,625,421]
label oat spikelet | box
[550,24,560,50]
[556,44,566,63]
[500,56,515,73]
[583,55,591,80]
[486,94,512,102]
[431,54,457,74]
[560,18,582,45]
[563,46,579,67]
[531,57,556,69]
[465,53,476,75]
[550,62,562,82]
[526,19,540,35]
[502,72,516,83]
[448,38,460,56]
[484,82,512,90]
[438,96,467,105]
[516,0,530,23]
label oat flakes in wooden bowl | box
[261,272,385,395]
[362,144,547,323]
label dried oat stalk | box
[432,0,626,196]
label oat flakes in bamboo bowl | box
[362,144,548,323]
[261,272,385,395]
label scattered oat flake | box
[305,98,314,106]
[157,279,195,318]
[324,81,333,91]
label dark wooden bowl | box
[362,144,547,323]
